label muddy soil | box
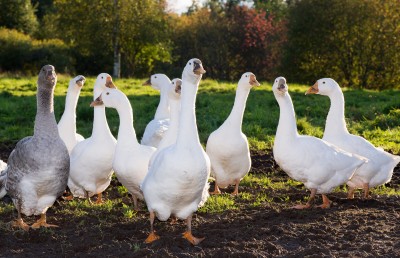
[0,145,399,257]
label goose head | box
[239,72,260,90]
[97,87,126,109]
[91,73,116,107]
[169,78,182,100]
[272,76,288,96]
[38,64,57,89]
[68,75,86,93]
[182,58,206,84]
[306,78,340,96]
[142,74,171,91]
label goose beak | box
[142,77,151,86]
[193,61,206,75]
[106,76,116,89]
[76,76,86,87]
[249,74,260,86]
[90,94,103,107]
[306,82,319,95]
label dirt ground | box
[0,144,399,258]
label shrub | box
[0,28,74,75]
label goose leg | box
[94,192,103,204]
[182,215,205,245]
[231,179,240,196]
[31,213,58,229]
[292,188,316,209]
[210,182,221,195]
[347,187,355,199]
[85,190,92,204]
[132,195,139,211]
[145,211,159,243]
[12,203,29,231]
[316,194,331,209]
[362,183,370,199]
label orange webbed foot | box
[12,218,30,231]
[63,194,74,201]
[182,231,205,245]
[292,203,312,209]
[145,231,160,244]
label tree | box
[0,0,38,35]
[43,0,172,77]
[283,0,400,89]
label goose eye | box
[101,76,104,79]
[172,82,175,84]
[323,81,325,84]
[189,62,191,65]
[106,92,109,95]
[155,76,157,79]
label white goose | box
[273,76,367,209]
[58,75,86,154]
[148,78,182,168]
[141,58,210,245]
[0,160,7,198]
[3,65,69,230]
[306,78,400,198]
[96,86,156,210]
[206,72,260,195]
[67,73,117,203]
[141,74,172,148]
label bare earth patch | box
[0,145,399,257]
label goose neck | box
[63,88,81,116]
[176,80,200,147]
[275,92,298,141]
[225,87,250,131]
[91,106,114,139]
[34,86,58,138]
[115,102,139,146]
[154,88,170,120]
[325,90,349,135]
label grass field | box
[1,75,399,153]
[0,75,399,256]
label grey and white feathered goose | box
[5,65,70,230]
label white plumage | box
[100,86,156,210]
[141,58,210,245]
[306,78,400,198]
[58,75,85,154]
[67,73,117,202]
[206,72,260,195]
[141,74,172,148]
[273,76,368,209]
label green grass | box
[1,76,399,154]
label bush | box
[0,28,74,75]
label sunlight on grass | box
[241,174,302,190]
[121,203,136,219]
[199,194,238,214]
[251,193,273,208]
[0,203,14,214]
[371,185,400,196]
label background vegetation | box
[0,0,399,89]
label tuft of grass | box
[198,194,238,214]
[251,193,273,208]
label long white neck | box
[58,87,81,133]
[176,76,201,147]
[91,106,114,140]
[324,90,349,136]
[35,86,59,138]
[158,97,180,149]
[115,98,139,147]
[154,87,170,120]
[275,92,298,142]
[224,86,250,132]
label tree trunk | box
[113,0,121,78]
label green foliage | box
[283,0,400,89]
[198,194,238,213]
[0,0,38,35]
[0,28,73,74]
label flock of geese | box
[0,58,399,245]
